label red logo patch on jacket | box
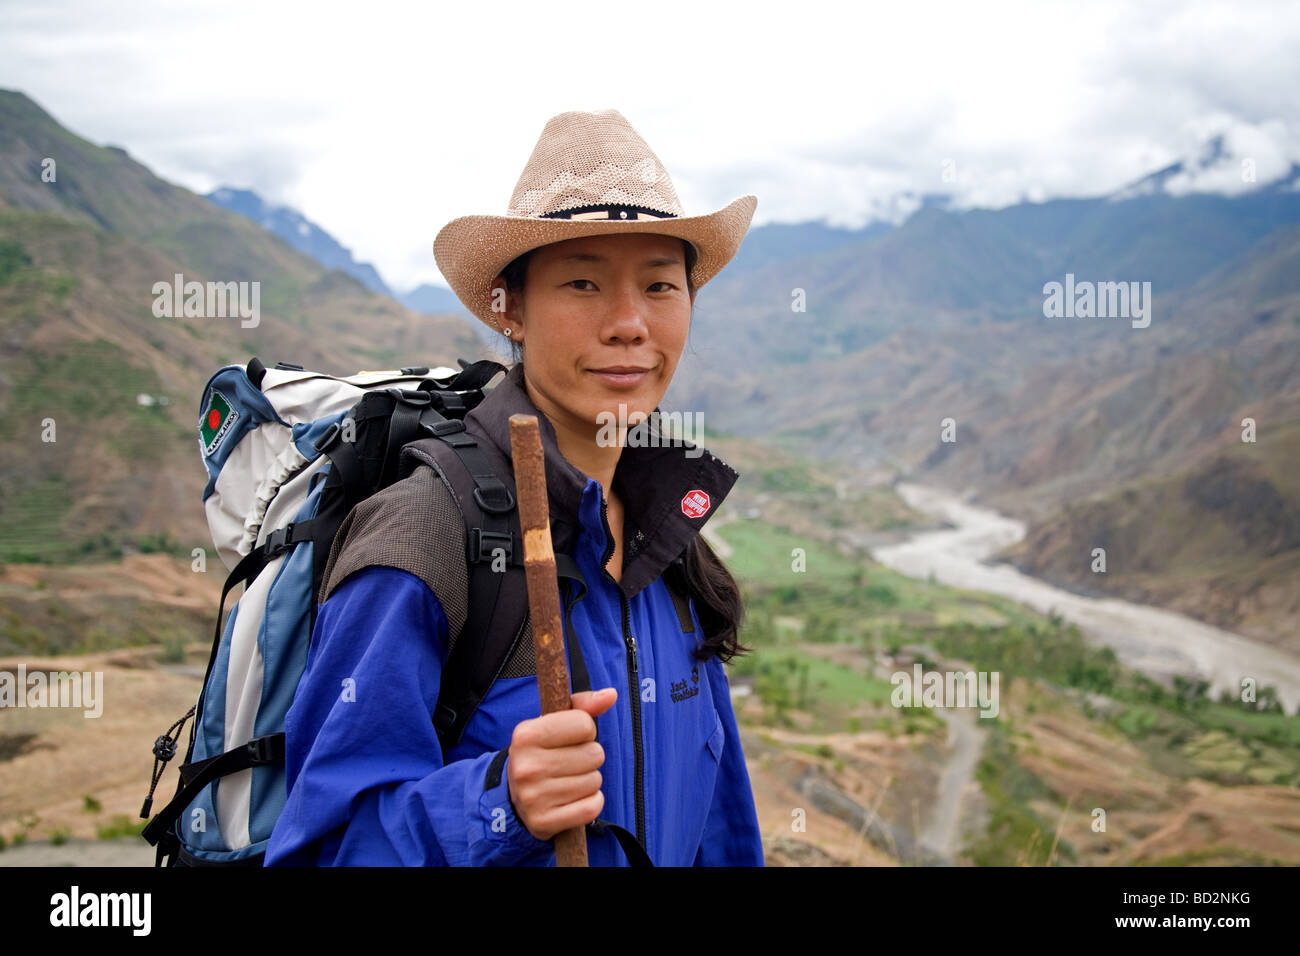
[681,489,711,519]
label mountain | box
[205,186,392,296]
[398,281,469,316]
[713,219,896,280]
[203,187,484,321]
[0,89,480,565]
[2,86,1296,649]
[988,224,1300,649]
[395,221,896,317]
[660,142,1300,650]
[1106,133,1300,202]
[202,184,902,321]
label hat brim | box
[433,194,757,332]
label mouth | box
[588,366,653,388]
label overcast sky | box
[2,0,1298,291]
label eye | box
[568,279,676,292]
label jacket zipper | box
[600,493,645,849]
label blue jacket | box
[264,362,765,866]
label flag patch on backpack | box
[200,389,238,456]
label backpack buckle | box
[245,736,277,764]
[384,387,431,406]
[265,524,292,556]
[468,528,513,565]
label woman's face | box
[496,232,695,440]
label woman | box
[266,109,763,866]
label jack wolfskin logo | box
[669,666,700,703]
[200,389,239,456]
[681,489,710,519]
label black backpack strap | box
[419,420,522,752]
[405,418,593,753]
[192,523,317,729]
[586,818,654,867]
[421,358,505,395]
[380,391,433,488]
[141,733,285,849]
[410,422,653,861]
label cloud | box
[1,0,1297,290]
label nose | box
[601,279,650,343]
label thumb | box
[571,687,618,717]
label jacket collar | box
[463,361,739,600]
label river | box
[871,482,1300,713]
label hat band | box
[538,203,678,221]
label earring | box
[503,327,512,336]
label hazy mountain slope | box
[3,85,1297,647]
[999,400,1300,651]
[676,174,1300,421]
[205,186,392,297]
[399,281,469,316]
[0,90,480,563]
[666,180,1300,646]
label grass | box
[0,232,79,309]
[0,588,213,656]
[723,520,862,588]
[1111,699,1300,786]
[732,646,906,733]
[0,337,192,563]
[721,499,1300,859]
[0,237,33,284]
[964,723,1076,866]
[158,632,190,664]
[96,815,147,840]
[917,614,1300,786]
[723,519,1043,647]
[1135,846,1291,867]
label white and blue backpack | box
[138,356,541,866]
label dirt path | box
[787,642,979,863]
[922,707,986,861]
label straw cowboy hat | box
[433,109,757,333]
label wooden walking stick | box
[509,413,588,867]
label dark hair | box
[495,238,749,664]
[674,533,750,665]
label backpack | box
[139,356,660,867]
